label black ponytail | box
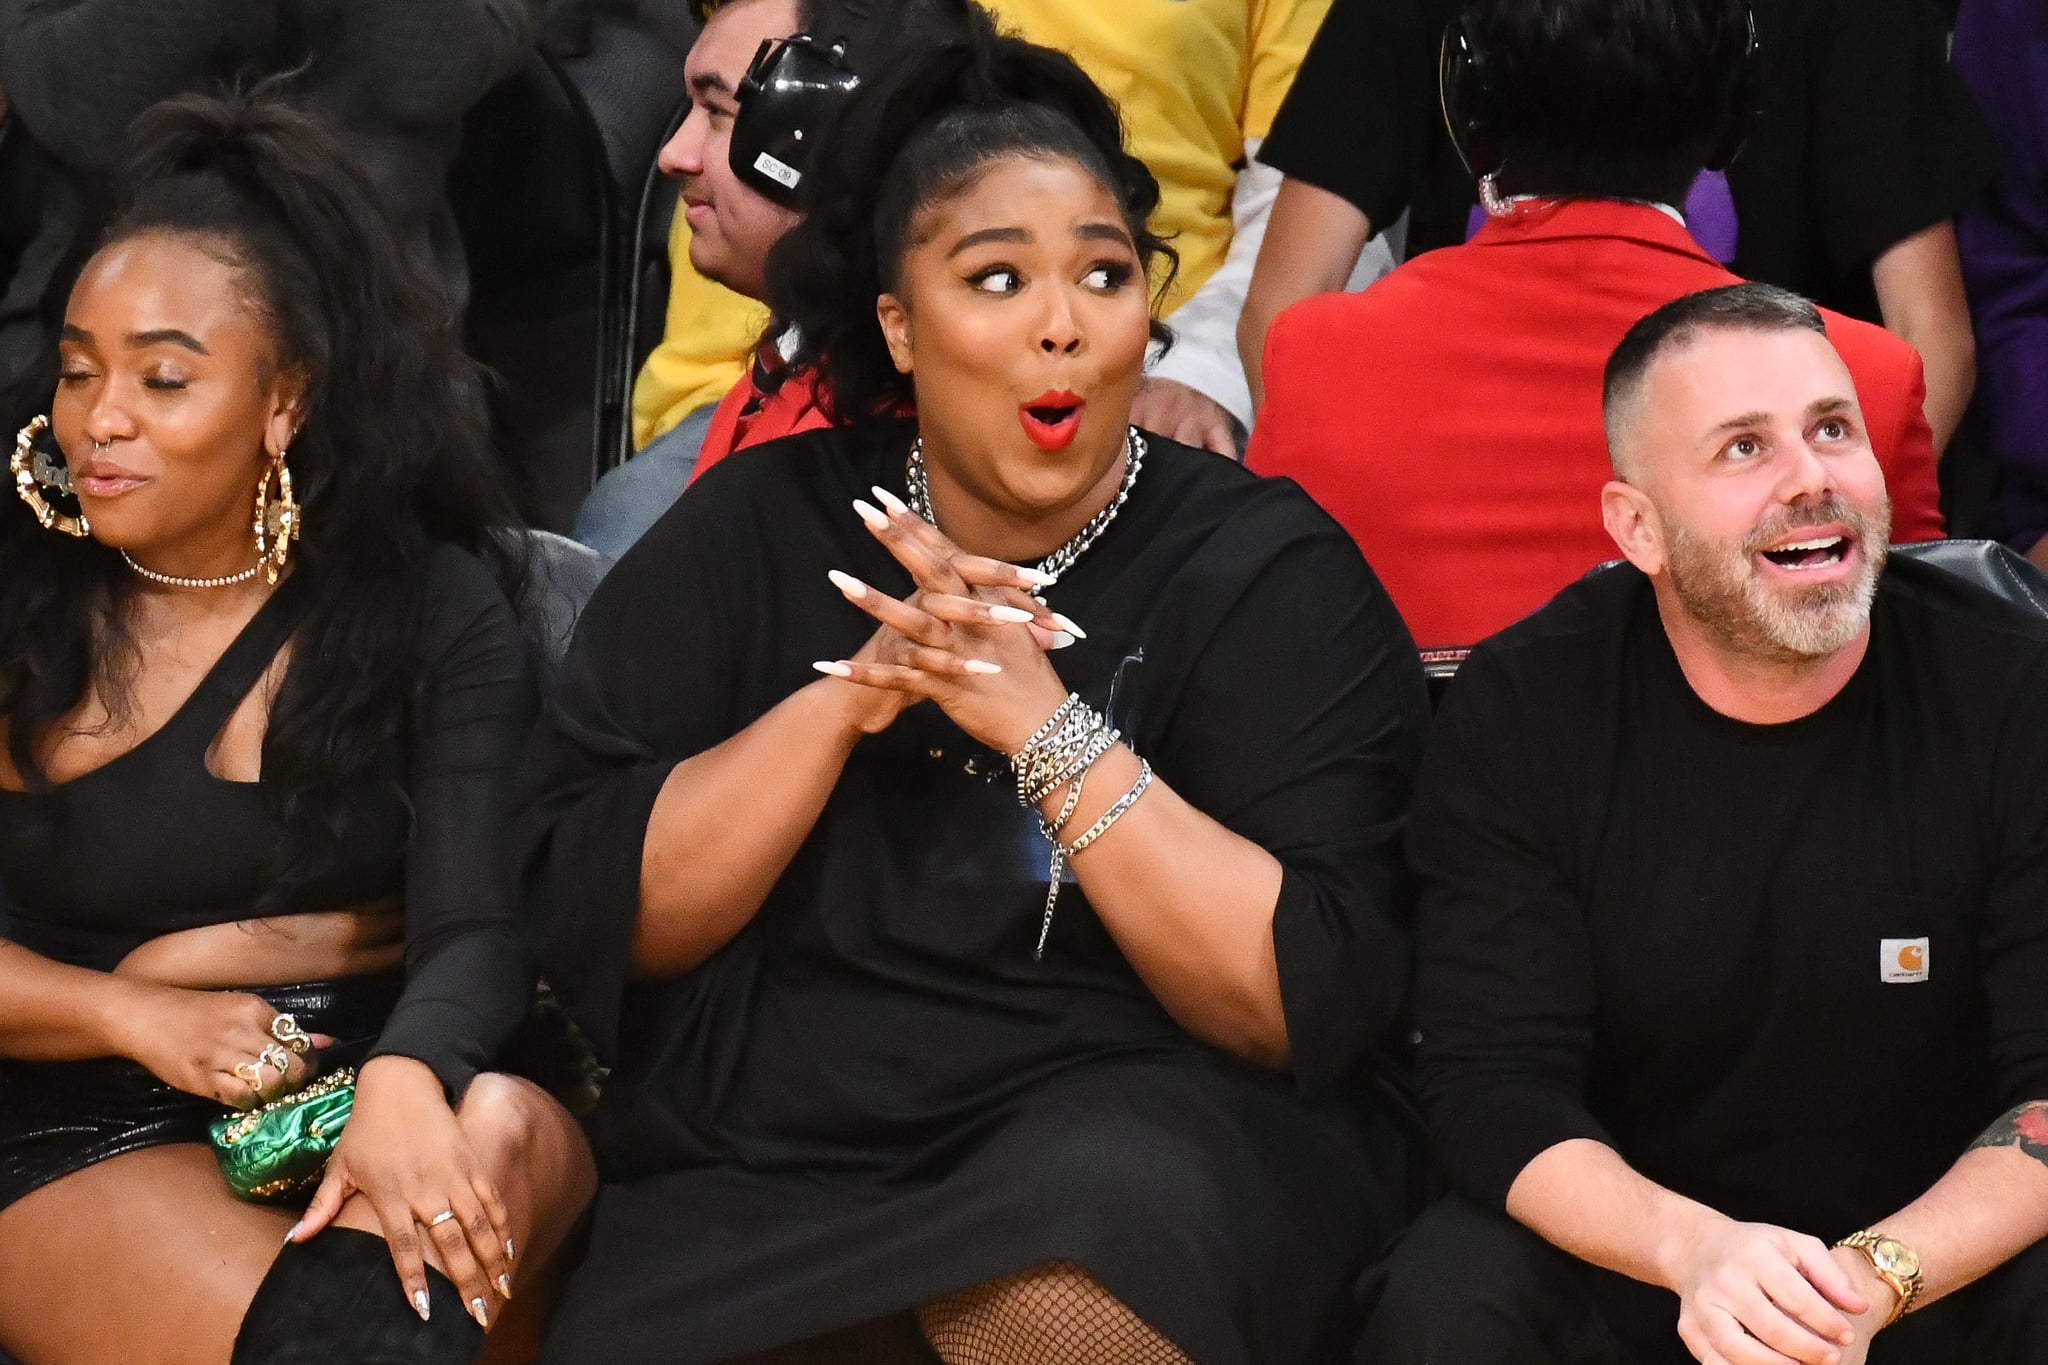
[0,85,525,913]
[764,14,1177,423]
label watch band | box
[1836,1229,1923,1326]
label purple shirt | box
[1955,0,2048,547]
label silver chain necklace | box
[905,425,1145,597]
[121,549,261,589]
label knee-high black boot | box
[232,1227,487,1364]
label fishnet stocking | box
[918,1260,1194,1365]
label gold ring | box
[269,1013,312,1055]
[233,1060,266,1092]
[260,1043,293,1075]
[427,1210,457,1229]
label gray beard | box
[1663,494,1891,666]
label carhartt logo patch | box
[1881,938,1929,983]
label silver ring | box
[427,1210,458,1229]
[259,1043,293,1075]
[90,437,109,455]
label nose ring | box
[90,438,110,455]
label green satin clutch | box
[209,1068,356,1202]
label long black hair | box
[764,11,1177,423]
[0,87,525,912]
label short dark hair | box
[1462,0,1753,206]
[763,13,1176,423]
[1602,282,1827,474]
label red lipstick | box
[1020,390,1084,451]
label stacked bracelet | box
[1009,695,1153,960]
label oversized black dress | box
[516,420,1428,1364]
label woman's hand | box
[291,1055,515,1329]
[812,489,1078,753]
[109,982,330,1108]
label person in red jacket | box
[1244,0,1942,652]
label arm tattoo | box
[1967,1100,2048,1167]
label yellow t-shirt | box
[630,0,1329,447]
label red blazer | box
[1245,200,1944,649]
[685,362,830,486]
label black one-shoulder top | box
[0,545,535,1097]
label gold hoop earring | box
[11,416,91,538]
[252,448,300,584]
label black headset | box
[1438,2,1762,183]
[727,0,888,206]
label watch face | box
[1873,1237,1921,1278]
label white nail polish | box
[497,1273,514,1300]
[1049,613,1088,639]
[963,659,1003,675]
[1014,566,1057,586]
[1048,632,1077,650]
[412,1289,432,1322]
[283,1221,303,1244]
[470,1296,490,1328]
[852,498,890,531]
[505,1239,517,1262]
[812,660,854,678]
[826,569,867,598]
[988,604,1035,623]
[871,485,911,516]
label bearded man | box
[1355,283,2048,1365]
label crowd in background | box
[0,1,2046,1364]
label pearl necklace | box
[905,425,1145,597]
[121,549,262,589]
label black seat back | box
[512,528,612,685]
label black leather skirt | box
[0,973,403,1211]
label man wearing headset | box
[1235,0,1994,458]
[572,0,971,555]
[1241,0,1944,654]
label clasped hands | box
[812,485,1085,755]
[1670,1219,1894,1365]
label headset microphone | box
[729,0,885,206]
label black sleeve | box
[1809,0,2000,275]
[1409,646,1611,1208]
[367,549,539,1099]
[1981,644,2048,1108]
[0,0,270,169]
[512,470,755,1062]
[1154,494,1430,1094]
[1260,0,1441,234]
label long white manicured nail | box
[283,1221,303,1244]
[813,660,854,678]
[1014,566,1056,586]
[470,1296,490,1328]
[827,569,868,598]
[497,1273,514,1300]
[963,660,1003,675]
[852,498,889,531]
[988,604,1035,623]
[1048,631,1077,650]
[871,485,911,516]
[412,1289,432,1322]
[1048,612,1088,639]
[505,1239,517,1262]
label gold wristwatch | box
[1835,1230,1923,1326]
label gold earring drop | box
[11,415,90,537]
[252,448,300,584]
